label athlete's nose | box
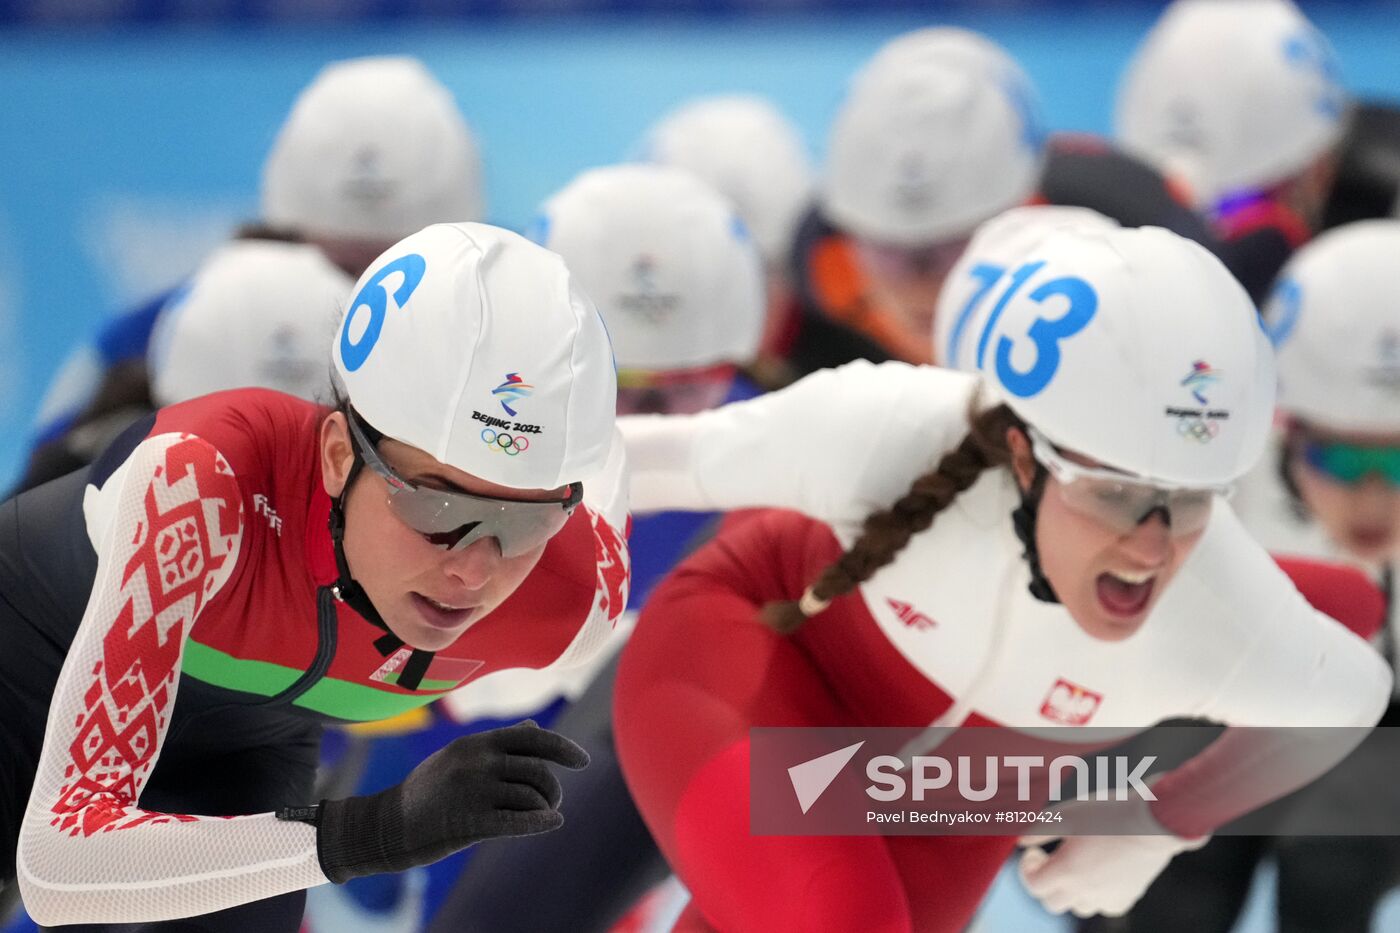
[440,535,504,590]
[1117,509,1171,568]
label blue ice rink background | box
[1,3,1399,487]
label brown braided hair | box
[760,397,1026,634]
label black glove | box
[313,720,589,883]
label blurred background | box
[1,5,1399,930]
[0,0,1397,489]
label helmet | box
[821,56,1044,246]
[536,164,764,371]
[149,239,351,406]
[934,205,1120,370]
[1116,0,1348,208]
[976,225,1275,486]
[863,26,1023,79]
[641,95,814,268]
[1265,219,1400,432]
[261,57,485,242]
[332,222,615,490]
[858,26,1043,148]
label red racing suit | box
[2,388,629,925]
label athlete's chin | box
[1067,599,1152,643]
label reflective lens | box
[1029,429,1224,537]
[347,410,581,558]
[1302,440,1400,486]
[1054,479,1216,537]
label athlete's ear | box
[321,412,354,498]
[1006,427,1036,494]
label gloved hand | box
[315,720,589,883]
[1017,794,1208,918]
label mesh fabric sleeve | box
[554,425,631,669]
[16,432,329,926]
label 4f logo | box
[886,598,935,631]
[1039,678,1103,726]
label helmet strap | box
[1010,462,1060,604]
[327,414,439,690]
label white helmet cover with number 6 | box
[333,222,617,491]
[1265,219,1400,432]
[976,225,1275,486]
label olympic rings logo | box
[1176,418,1219,443]
[481,428,530,456]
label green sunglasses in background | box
[1302,439,1400,486]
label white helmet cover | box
[150,240,352,406]
[934,205,1121,370]
[860,26,1040,122]
[1115,0,1348,207]
[976,225,1275,485]
[261,56,485,242]
[333,223,616,490]
[641,95,814,268]
[1265,219,1400,432]
[821,57,1044,246]
[537,164,765,372]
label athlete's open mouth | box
[1094,570,1156,618]
[1347,526,1394,553]
[411,592,475,630]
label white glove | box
[1018,795,1208,919]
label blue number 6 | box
[340,254,428,372]
[993,275,1098,399]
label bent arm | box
[16,433,327,926]
[620,360,979,521]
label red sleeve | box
[1274,555,1387,640]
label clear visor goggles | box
[347,409,582,558]
[1028,428,1230,538]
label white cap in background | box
[641,95,814,269]
[821,56,1044,246]
[1266,219,1400,432]
[537,164,765,372]
[1116,0,1348,208]
[933,205,1120,370]
[261,56,485,243]
[149,239,351,406]
[860,26,1037,111]
[333,223,616,490]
